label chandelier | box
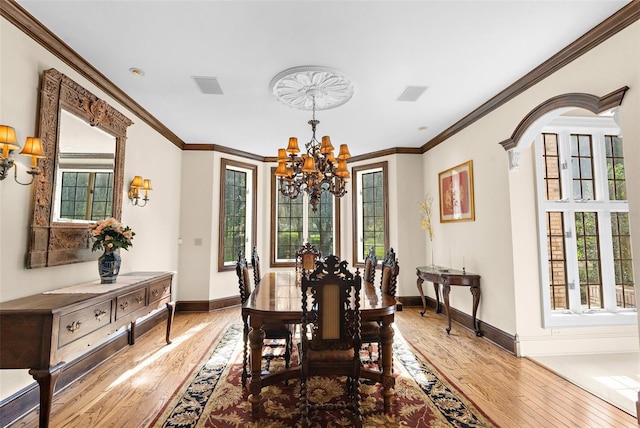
[271,66,354,212]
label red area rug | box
[152,324,496,427]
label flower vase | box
[98,249,121,284]
[430,246,435,268]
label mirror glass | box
[53,109,116,222]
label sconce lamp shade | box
[129,175,152,207]
[20,137,46,168]
[131,175,144,188]
[0,125,19,158]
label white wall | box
[0,17,182,400]
[178,150,265,302]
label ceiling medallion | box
[269,66,354,111]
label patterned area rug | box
[152,324,496,427]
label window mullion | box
[558,131,582,312]
[598,211,617,311]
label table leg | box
[379,317,395,413]
[29,364,64,428]
[442,280,452,334]
[470,285,482,336]
[416,276,427,316]
[165,301,176,344]
[241,311,249,386]
[248,325,265,419]
[434,283,442,313]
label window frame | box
[269,167,341,268]
[351,161,389,267]
[535,116,635,328]
[217,158,257,272]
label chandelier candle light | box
[271,66,354,212]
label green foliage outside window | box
[222,169,247,264]
[362,170,385,259]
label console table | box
[416,266,482,336]
[0,271,174,428]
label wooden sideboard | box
[0,271,175,428]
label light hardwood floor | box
[9,306,638,427]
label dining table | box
[242,270,398,419]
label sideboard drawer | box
[115,288,147,319]
[58,300,113,347]
[149,279,171,304]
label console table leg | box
[416,277,427,316]
[470,286,482,336]
[443,282,452,334]
[29,364,64,428]
[434,283,441,313]
[129,320,136,345]
[166,301,176,344]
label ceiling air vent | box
[396,85,427,102]
[192,76,224,95]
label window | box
[536,117,635,328]
[59,171,113,221]
[352,162,389,265]
[218,159,257,271]
[271,168,340,266]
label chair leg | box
[300,377,309,428]
[284,331,292,369]
[242,321,249,386]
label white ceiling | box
[16,0,631,157]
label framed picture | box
[438,160,475,222]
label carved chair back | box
[236,249,252,305]
[250,246,261,287]
[296,242,322,273]
[380,247,400,297]
[363,246,378,284]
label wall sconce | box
[128,175,152,207]
[0,125,46,185]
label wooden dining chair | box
[300,255,363,428]
[361,247,399,367]
[295,242,322,274]
[237,249,292,386]
[363,245,378,284]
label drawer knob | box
[152,289,160,297]
[135,296,143,304]
[94,309,107,321]
[120,301,129,310]
[67,321,81,333]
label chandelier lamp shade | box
[0,125,46,185]
[271,66,354,212]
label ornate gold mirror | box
[26,68,132,268]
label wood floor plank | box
[8,306,636,427]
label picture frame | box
[438,160,475,222]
